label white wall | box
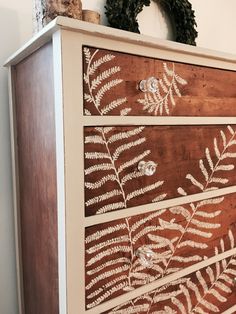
[0,1,32,314]
[0,1,236,313]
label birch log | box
[33,0,82,32]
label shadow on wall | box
[0,6,21,314]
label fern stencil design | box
[137,63,187,116]
[155,230,236,314]
[141,125,236,311]
[83,47,130,116]
[85,126,166,215]
[85,207,174,309]
[106,230,236,314]
[150,125,236,279]
[99,125,236,313]
[186,125,236,192]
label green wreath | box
[105,0,198,45]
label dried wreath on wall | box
[105,0,198,45]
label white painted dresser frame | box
[5,17,236,314]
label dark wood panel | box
[83,47,236,117]
[105,253,236,313]
[85,193,236,309]
[84,125,236,216]
[14,42,59,314]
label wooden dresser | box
[5,17,236,314]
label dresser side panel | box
[13,42,59,314]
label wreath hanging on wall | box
[105,0,198,46]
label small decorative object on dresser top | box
[82,10,100,25]
[33,0,82,32]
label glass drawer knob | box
[138,160,157,176]
[135,247,155,268]
[139,77,159,93]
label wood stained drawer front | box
[85,193,236,310]
[104,254,236,313]
[83,47,236,117]
[84,125,236,217]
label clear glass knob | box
[138,161,157,176]
[139,77,159,93]
[135,247,155,268]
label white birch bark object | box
[33,0,82,33]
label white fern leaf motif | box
[137,63,187,116]
[186,126,236,192]
[83,47,130,115]
[85,126,165,215]
[99,126,236,312]
[110,231,236,314]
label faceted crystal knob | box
[135,247,155,268]
[138,161,157,176]
[139,77,159,93]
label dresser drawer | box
[84,125,236,217]
[85,192,236,309]
[83,47,236,117]
[105,252,236,313]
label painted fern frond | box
[85,189,122,206]
[84,163,114,176]
[121,170,144,186]
[85,223,127,244]
[147,234,176,252]
[130,209,166,232]
[120,108,132,116]
[158,218,185,233]
[85,152,110,160]
[84,47,91,64]
[85,126,164,215]
[186,227,212,238]
[83,47,131,115]
[85,174,117,189]
[86,246,131,267]
[84,135,104,144]
[101,97,127,115]
[152,193,167,202]
[132,225,163,243]
[156,231,236,314]
[86,236,129,254]
[91,66,121,90]
[126,181,164,202]
[95,79,123,107]
[169,205,191,219]
[112,138,146,161]
[171,255,202,263]
[87,282,127,309]
[86,264,129,290]
[186,126,236,191]
[107,127,145,144]
[117,150,151,173]
[137,62,187,116]
[96,202,125,214]
[177,240,208,249]
[89,53,115,75]
[87,258,130,276]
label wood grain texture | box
[83,47,236,117]
[13,42,59,314]
[104,255,236,313]
[85,193,236,309]
[84,125,236,217]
